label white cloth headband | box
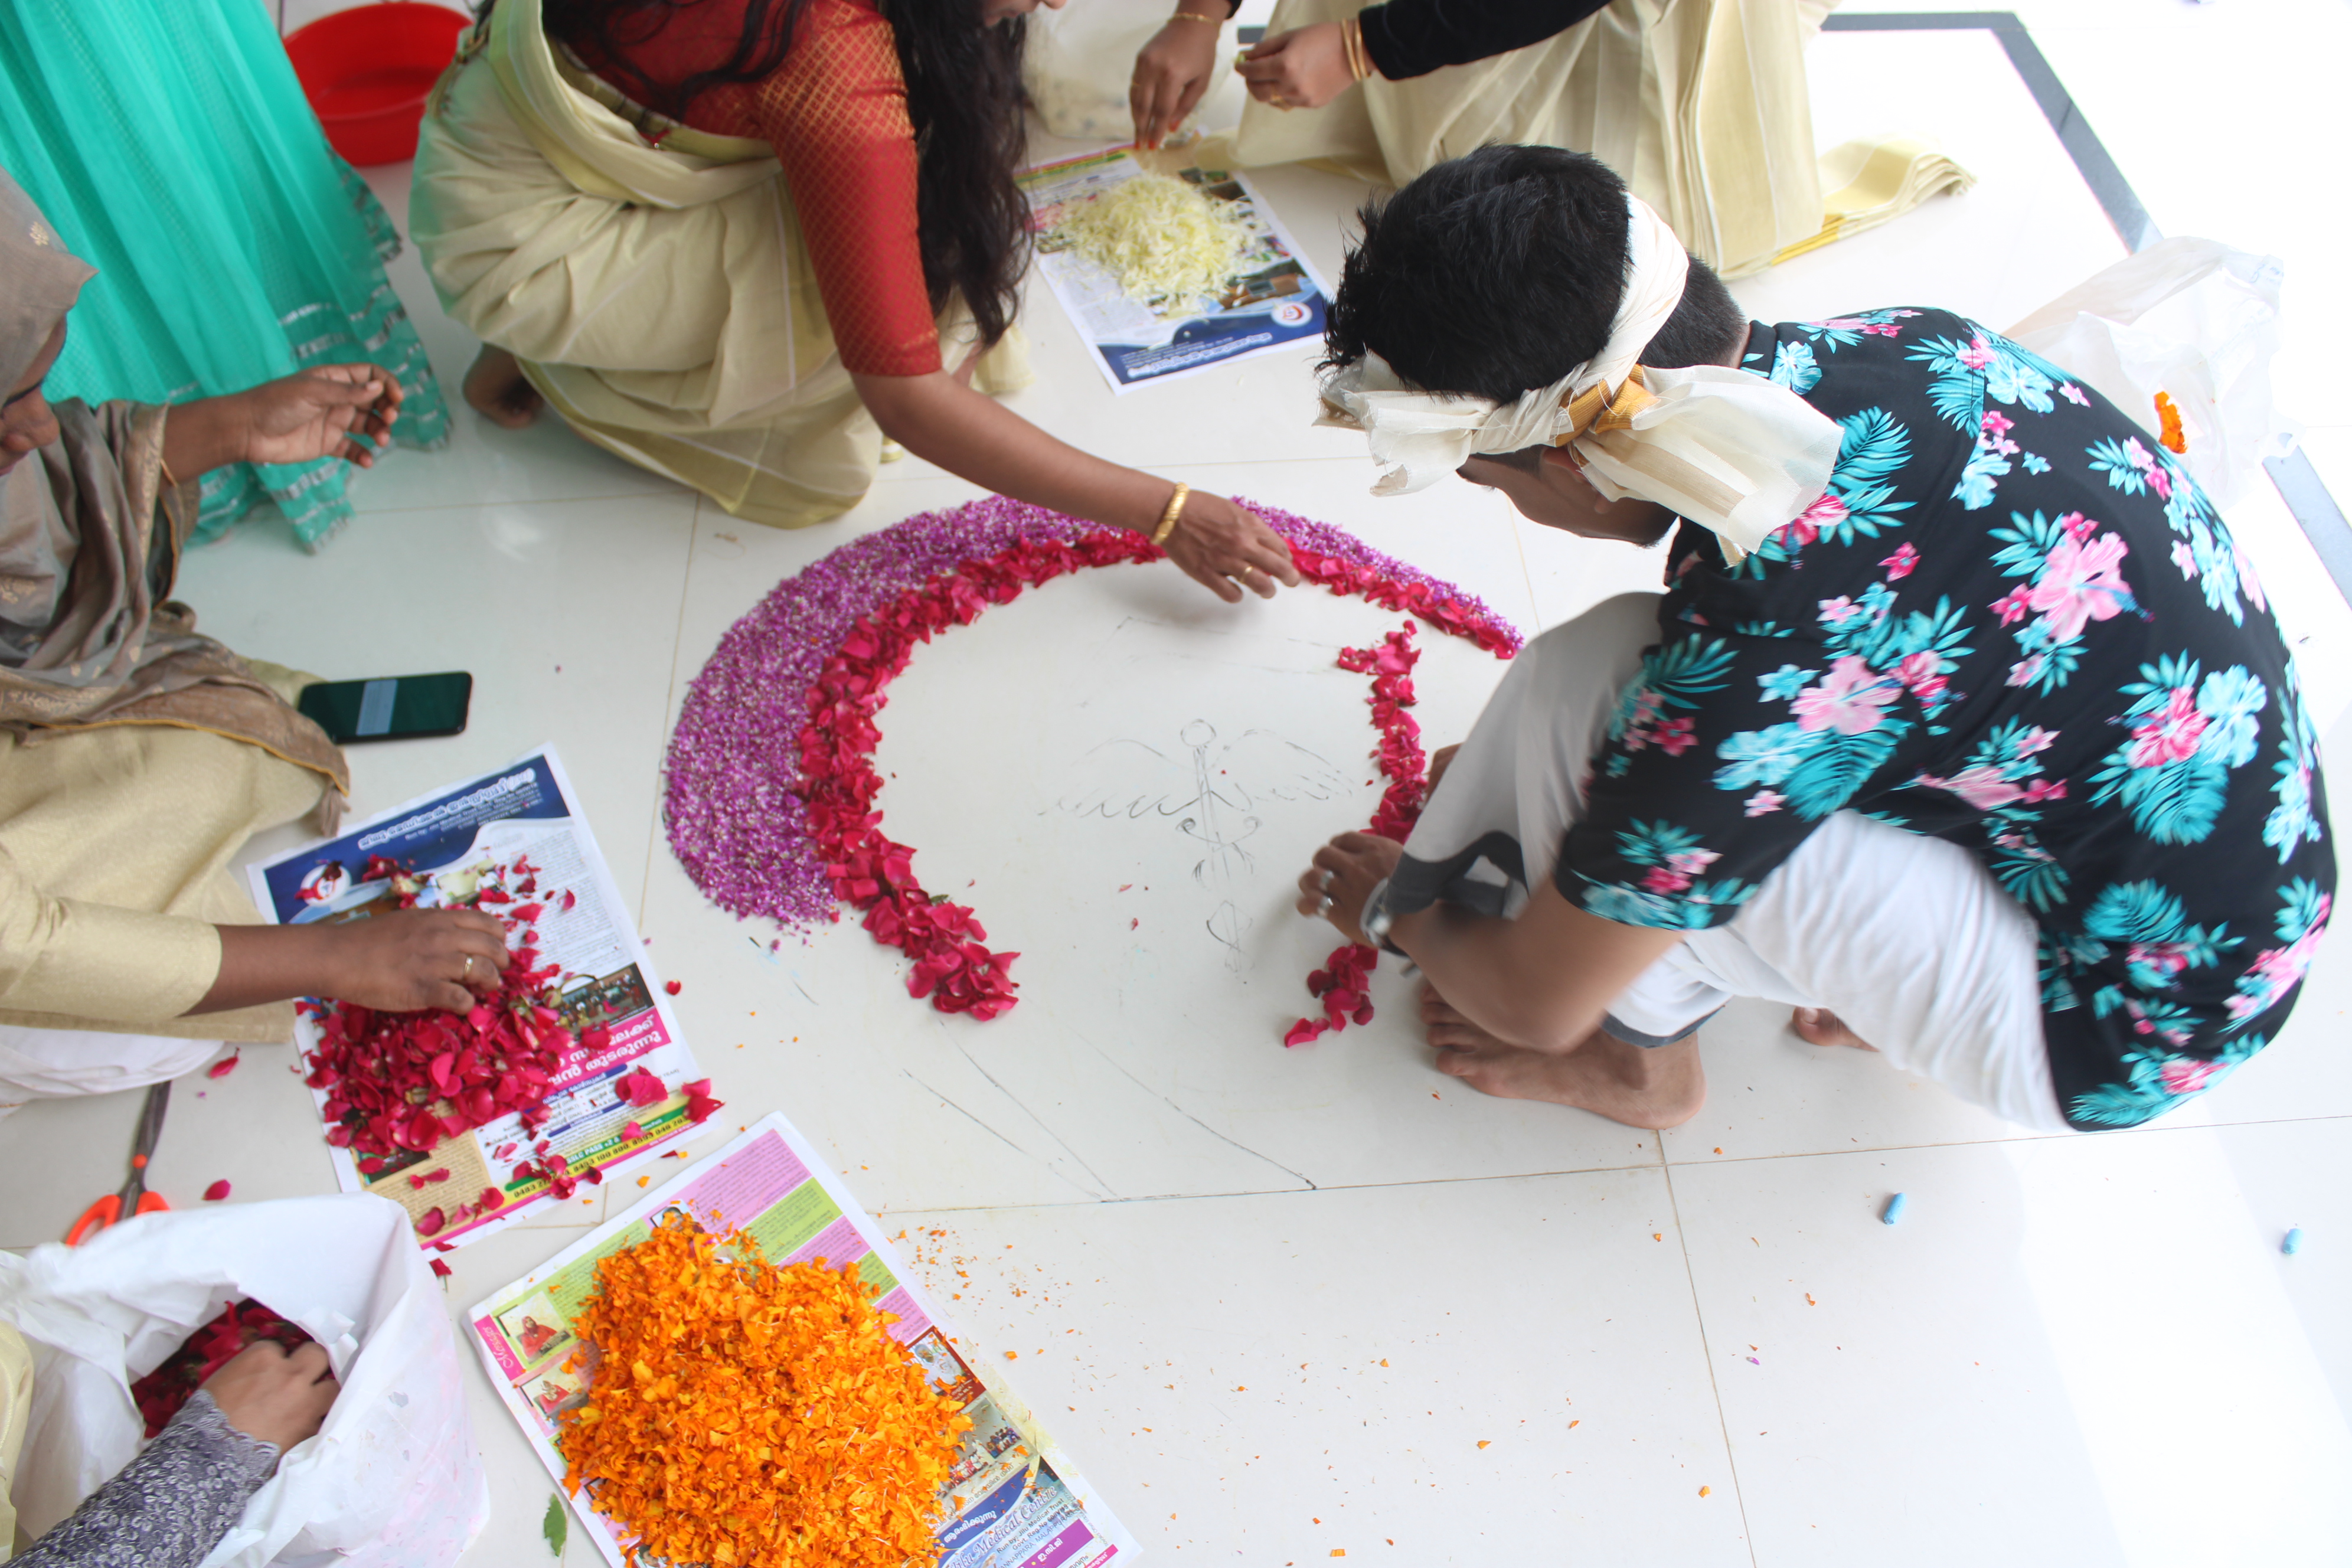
[1316,195,1842,554]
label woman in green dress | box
[0,0,449,549]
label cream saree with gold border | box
[1224,0,1969,280]
[409,0,1028,528]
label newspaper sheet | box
[1020,146,1331,393]
[249,747,704,1252]
[467,1113,1139,1568]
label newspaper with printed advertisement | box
[1021,145,1331,393]
[468,1113,1139,1568]
[249,748,705,1252]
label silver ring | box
[1318,868,1335,891]
[461,955,475,979]
[1317,893,1335,916]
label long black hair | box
[540,0,1032,347]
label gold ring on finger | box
[462,954,475,979]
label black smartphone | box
[296,671,473,744]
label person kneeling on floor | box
[0,168,508,1115]
[1293,145,2333,1133]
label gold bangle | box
[1168,9,1223,21]
[1151,481,1190,545]
[1342,16,1373,81]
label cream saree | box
[409,0,1028,529]
[1223,0,1971,280]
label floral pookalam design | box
[1564,307,2332,1129]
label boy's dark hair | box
[1323,145,1748,402]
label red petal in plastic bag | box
[202,1179,231,1201]
[205,1051,239,1080]
[429,1258,453,1278]
[416,1207,447,1237]
[663,979,682,996]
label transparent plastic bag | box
[2006,238,2298,511]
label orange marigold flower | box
[2154,391,2188,455]
[557,1216,970,1567]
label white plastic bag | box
[1024,0,1241,141]
[0,1194,486,1568]
[2005,237,2298,511]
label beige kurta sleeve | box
[0,844,220,1024]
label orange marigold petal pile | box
[559,1217,969,1567]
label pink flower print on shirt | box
[2126,685,2208,767]
[1792,656,1902,735]
[2158,1056,2226,1095]
[1776,491,1847,551]
[1743,789,1786,817]
[2014,726,2057,757]
[1817,595,1862,626]
[2059,382,2090,406]
[1880,542,1920,580]
[1978,410,2020,458]
[2120,436,2174,500]
[1639,846,1720,896]
[2171,540,2199,578]
[2059,510,2098,544]
[2026,530,2132,642]
[1992,584,2034,627]
[1912,765,2028,811]
[2228,900,2330,1023]
[1957,335,1995,370]
[1651,716,1698,757]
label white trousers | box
[1404,593,2066,1132]
[0,1026,225,1120]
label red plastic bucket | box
[284,2,472,166]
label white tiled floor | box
[10,4,2352,1564]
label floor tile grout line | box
[636,499,705,922]
[1661,1158,1762,1568]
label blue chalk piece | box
[1880,1193,1908,1226]
[2282,1227,2304,1256]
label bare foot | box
[1791,1007,1879,1051]
[463,345,542,429]
[1423,983,1705,1129]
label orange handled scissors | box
[66,1081,172,1244]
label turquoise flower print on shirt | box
[1987,509,2138,695]
[2088,654,2268,844]
[2078,879,2239,998]
[1599,635,1737,778]
[1576,820,1760,929]
[1905,326,2059,435]
[1757,664,1817,703]
[2154,459,2258,625]
[2069,1031,2268,1128]
[1769,339,1822,394]
[2227,878,2331,1029]
[2264,662,2324,862]
[1738,408,1916,577]
[1906,717,2070,909]
[1788,308,1924,352]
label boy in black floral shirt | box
[1295,146,2331,1132]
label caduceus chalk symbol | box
[1056,720,1354,888]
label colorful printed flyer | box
[249,747,705,1251]
[1021,145,1332,393]
[468,1114,1139,1568]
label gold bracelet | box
[1151,481,1190,546]
[1342,16,1373,80]
[1168,9,1223,21]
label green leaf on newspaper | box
[543,1494,567,1556]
